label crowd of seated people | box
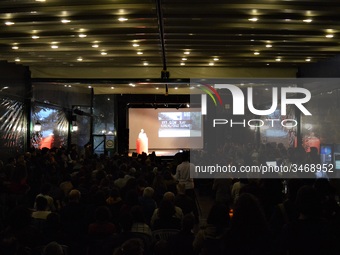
[0,143,339,255]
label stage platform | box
[128,149,182,157]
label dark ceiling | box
[1,0,340,69]
[2,0,340,95]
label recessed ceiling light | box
[175,87,178,90]
[51,45,58,49]
[303,19,312,23]
[88,86,92,88]
[305,58,311,62]
[248,17,258,22]
[101,52,107,55]
[111,87,115,89]
[326,34,334,38]
[182,58,187,61]
[209,62,214,66]
[137,52,143,55]
[266,44,272,48]
[132,43,139,47]
[184,51,190,55]
[143,62,149,66]
[77,57,83,61]
[5,21,14,26]
[155,87,159,90]
[275,58,281,61]
[61,19,71,24]
[180,63,185,66]
[78,34,87,38]
[12,46,19,50]
[35,0,46,2]
[118,17,128,22]
[92,44,99,48]
[254,52,260,55]
[129,83,135,87]
[213,58,219,61]
[15,58,20,62]
[68,85,72,87]
[32,35,39,39]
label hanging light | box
[33,121,42,132]
[72,122,78,132]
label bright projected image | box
[129,108,203,150]
[32,106,68,149]
[158,111,201,137]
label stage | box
[128,149,183,157]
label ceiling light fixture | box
[132,43,139,47]
[180,63,185,66]
[92,44,99,48]
[111,87,115,89]
[248,17,258,22]
[77,57,83,61]
[32,35,39,39]
[182,58,187,61]
[51,45,58,49]
[137,52,143,55]
[254,51,260,55]
[78,34,87,38]
[61,19,71,23]
[143,62,149,66]
[209,62,214,66]
[118,17,128,22]
[266,44,272,48]
[275,58,281,61]
[303,19,312,23]
[184,51,190,55]
[213,58,219,61]
[326,34,334,38]
[5,21,14,26]
[12,46,19,50]
[101,52,107,55]
[305,58,311,62]
[15,58,20,62]
[129,83,136,87]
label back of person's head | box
[206,203,230,228]
[119,213,133,232]
[182,213,195,232]
[295,185,322,218]
[130,205,146,223]
[68,189,81,202]
[163,191,175,201]
[110,188,121,198]
[43,241,64,255]
[95,206,111,223]
[46,212,61,229]
[232,193,267,231]
[158,199,176,219]
[181,151,190,162]
[36,196,48,211]
[143,187,154,198]
[153,240,170,255]
[114,238,144,255]
[176,183,186,195]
